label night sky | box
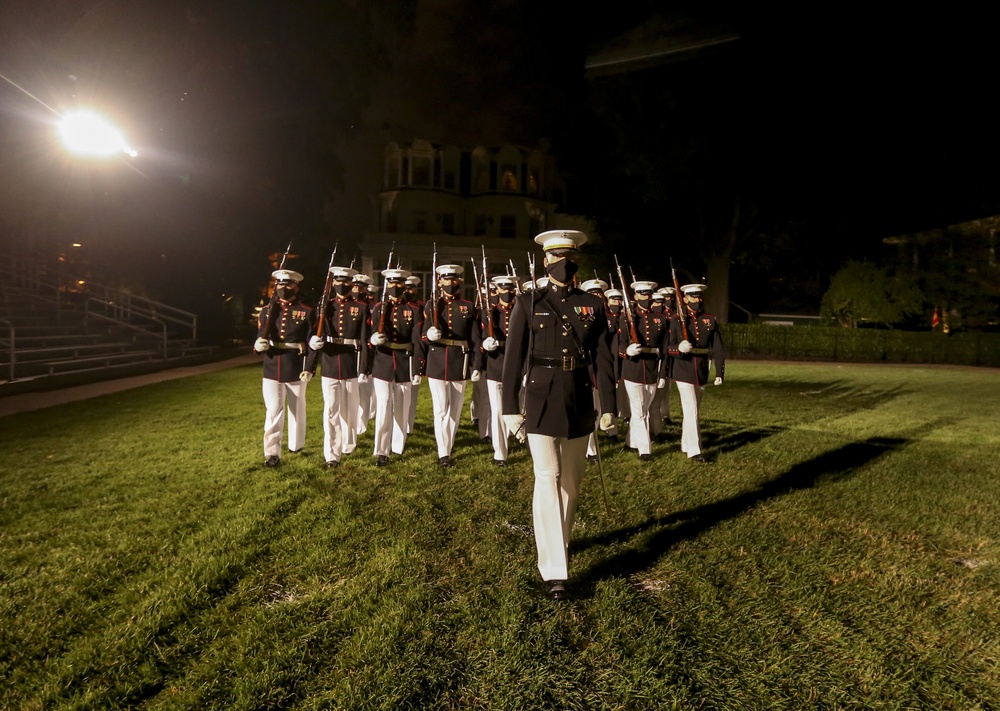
[1,2,996,333]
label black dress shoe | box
[375,455,389,467]
[325,460,340,469]
[438,456,452,468]
[690,454,709,464]
[264,455,280,468]
[546,580,567,600]
[639,453,653,461]
[493,459,507,467]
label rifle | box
[375,243,395,335]
[314,242,338,339]
[481,246,495,338]
[470,259,482,311]
[614,254,639,345]
[670,258,690,342]
[262,241,292,339]
[431,243,439,329]
[509,259,521,294]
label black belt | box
[532,355,590,371]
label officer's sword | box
[593,416,612,518]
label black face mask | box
[334,282,352,296]
[608,303,622,315]
[442,283,461,296]
[545,258,578,284]
[498,291,513,303]
[687,298,703,313]
[387,285,405,299]
[277,286,297,300]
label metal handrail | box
[0,257,198,341]
[85,297,169,358]
[0,318,14,381]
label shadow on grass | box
[573,435,908,596]
[700,422,785,455]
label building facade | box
[356,139,594,301]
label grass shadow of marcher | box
[573,436,908,597]
[699,423,785,456]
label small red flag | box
[931,308,940,328]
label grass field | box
[1,361,998,710]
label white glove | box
[253,337,270,353]
[358,373,369,384]
[626,343,642,357]
[504,414,525,442]
[411,375,422,386]
[309,335,325,351]
[714,376,723,386]
[657,378,666,389]
[299,371,313,383]
[678,340,693,354]
[482,336,499,352]
[370,332,387,347]
[426,326,442,342]
[471,370,481,382]
[599,413,614,432]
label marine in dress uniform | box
[649,286,676,438]
[469,280,493,442]
[307,266,370,468]
[366,269,426,466]
[666,283,725,463]
[501,231,616,600]
[580,278,617,460]
[604,287,629,428]
[253,269,316,467]
[352,273,375,434]
[423,264,483,467]
[619,281,669,460]
[404,275,424,435]
[477,274,518,466]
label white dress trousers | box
[321,376,359,464]
[372,377,412,457]
[675,380,705,457]
[624,380,656,455]
[486,379,508,461]
[428,378,466,458]
[357,376,374,434]
[262,379,307,457]
[527,434,588,582]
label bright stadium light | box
[57,110,137,157]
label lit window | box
[501,165,518,191]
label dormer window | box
[501,165,518,191]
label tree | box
[821,262,924,328]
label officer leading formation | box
[251,233,727,598]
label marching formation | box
[253,230,726,599]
